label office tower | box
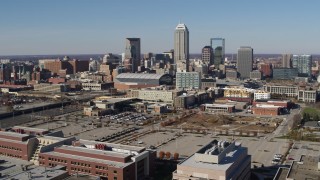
[174,23,189,72]
[292,55,312,76]
[282,54,292,68]
[125,38,141,72]
[202,46,214,66]
[237,46,253,79]
[210,38,225,69]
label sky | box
[0,0,320,55]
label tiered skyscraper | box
[237,46,253,79]
[174,23,189,72]
[210,38,225,69]
[282,54,292,68]
[292,55,312,76]
[125,38,141,72]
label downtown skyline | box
[1,0,320,55]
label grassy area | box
[303,107,320,119]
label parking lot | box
[108,112,151,125]
[285,141,320,165]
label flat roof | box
[79,139,145,153]
[179,146,247,171]
[57,145,131,159]
[287,156,320,179]
[13,126,48,133]
[0,137,28,144]
[0,131,30,139]
[206,104,235,108]
[9,165,68,180]
[44,151,133,168]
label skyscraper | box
[201,46,214,66]
[174,23,189,72]
[237,46,253,79]
[210,38,225,69]
[292,55,312,76]
[282,54,292,68]
[125,38,141,72]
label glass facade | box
[210,38,225,69]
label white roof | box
[176,23,188,30]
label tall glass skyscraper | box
[210,38,225,69]
[174,23,189,72]
[237,46,253,79]
[292,55,312,76]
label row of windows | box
[0,145,22,152]
[0,152,22,158]
[71,167,91,174]
[48,157,67,164]
[71,161,91,167]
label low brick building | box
[251,106,280,116]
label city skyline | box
[1,0,320,55]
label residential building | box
[125,38,141,72]
[172,140,251,180]
[210,38,225,69]
[282,54,292,68]
[176,72,201,90]
[237,46,253,79]
[174,23,189,72]
[292,55,312,76]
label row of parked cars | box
[108,112,150,125]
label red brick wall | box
[252,107,279,116]
[0,140,29,160]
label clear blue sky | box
[1,0,320,55]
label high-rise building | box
[237,46,253,79]
[201,46,214,66]
[292,55,312,76]
[125,38,141,72]
[174,23,189,72]
[176,72,201,90]
[282,54,292,68]
[210,38,225,69]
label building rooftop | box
[7,166,68,180]
[0,137,29,144]
[207,104,235,108]
[175,23,188,30]
[13,126,49,133]
[79,139,145,153]
[0,131,30,139]
[116,73,165,80]
[56,145,132,159]
[285,155,320,180]
[180,145,246,171]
